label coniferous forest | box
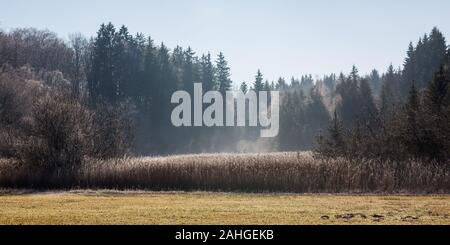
[0,24,449,191]
[2,24,449,156]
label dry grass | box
[0,191,448,225]
[1,152,449,193]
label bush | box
[0,66,133,181]
[0,66,36,157]
[19,89,92,174]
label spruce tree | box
[182,47,196,93]
[90,22,117,104]
[359,78,378,128]
[425,65,450,114]
[403,81,423,157]
[317,110,346,157]
[349,65,359,85]
[402,42,416,93]
[276,77,287,90]
[253,69,264,92]
[422,63,450,160]
[200,53,215,91]
[402,28,447,94]
[143,37,157,100]
[216,52,231,94]
[336,67,360,127]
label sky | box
[1,0,450,85]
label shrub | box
[0,66,37,157]
[0,66,133,181]
[19,88,92,175]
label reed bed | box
[0,152,449,193]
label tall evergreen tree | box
[402,42,416,93]
[336,66,360,127]
[182,47,196,93]
[253,69,264,92]
[143,37,158,102]
[216,52,231,94]
[89,23,117,104]
[200,53,215,91]
[402,27,447,94]
[276,77,288,91]
[349,65,359,85]
[425,65,450,114]
[422,62,450,160]
[171,45,185,87]
[359,78,378,128]
[403,81,423,157]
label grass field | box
[0,191,449,224]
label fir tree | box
[90,22,117,104]
[425,65,450,114]
[200,53,215,91]
[403,81,423,157]
[317,110,346,157]
[182,47,196,93]
[216,52,231,94]
[359,78,378,128]
[276,77,287,90]
[349,65,359,85]
[253,69,264,92]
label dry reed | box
[0,152,449,193]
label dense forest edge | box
[0,24,449,191]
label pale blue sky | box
[1,0,449,84]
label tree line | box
[1,24,449,163]
[317,28,450,165]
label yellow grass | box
[0,191,449,224]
